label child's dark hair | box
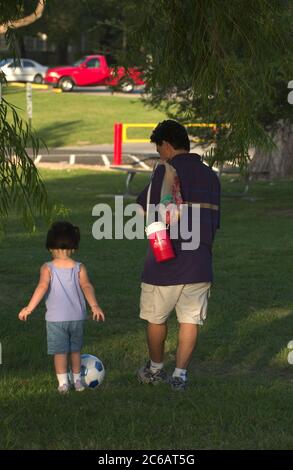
[46,221,80,250]
[150,119,190,151]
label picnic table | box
[110,155,268,197]
[217,165,269,196]
[110,155,158,196]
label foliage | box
[127,0,293,167]
[22,0,129,64]
[0,1,50,231]
[0,97,49,230]
[0,1,26,24]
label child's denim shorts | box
[46,320,84,355]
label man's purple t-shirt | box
[137,153,221,286]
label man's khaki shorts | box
[140,282,211,325]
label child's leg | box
[71,351,81,374]
[54,353,69,388]
[69,321,85,390]
[71,351,85,391]
[69,320,84,383]
[54,353,68,373]
[47,322,71,392]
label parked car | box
[45,55,144,92]
[0,58,48,84]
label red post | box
[113,123,123,165]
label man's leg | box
[147,322,168,363]
[176,323,198,369]
[138,283,180,384]
[171,282,210,390]
[169,323,198,391]
[137,322,168,384]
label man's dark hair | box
[150,120,190,151]
[46,221,80,250]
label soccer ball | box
[287,340,293,364]
[80,354,105,389]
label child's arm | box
[18,264,51,321]
[79,264,105,322]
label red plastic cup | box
[146,222,176,263]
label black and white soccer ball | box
[80,354,105,389]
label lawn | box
[0,169,293,450]
[3,86,166,147]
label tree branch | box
[0,0,46,35]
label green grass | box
[3,86,166,147]
[1,170,293,449]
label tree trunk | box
[250,121,293,178]
[0,0,46,34]
[57,39,69,64]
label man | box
[137,120,220,391]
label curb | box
[9,82,49,90]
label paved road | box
[69,86,144,97]
[8,82,145,97]
[32,143,207,167]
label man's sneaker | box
[58,383,69,394]
[137,361,168,385]
[74,379,85,392]
[170,376,187,391]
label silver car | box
[0,58,48,84]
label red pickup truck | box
[45,55,144,92]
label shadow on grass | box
[35,120,83,148]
